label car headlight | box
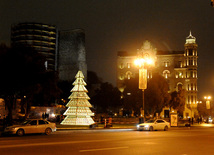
[145,125,149,128]
[137,125,140,128]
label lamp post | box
[134,57,154,123]
[204,96,212,122]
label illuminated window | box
[126,71,132,80]
[119,74,124,80]
[179,61,182,67]
[164,62,169,67]
[127,63,131,68]
[45,61,48,70]
[119,63,124,69]
[177,72,183,78]
[163,70,170,79]
[148,71,152,79]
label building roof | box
[117,51,137,57]
[156,50,184,55]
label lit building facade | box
[11,22,58,71]
[117,32,198,118]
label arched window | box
[126,71,132,80]
[119,74,124,80]
[177,83,183,91]
[163,70,170,79]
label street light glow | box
[134,58,154,68]
[204,96,211,100]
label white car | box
[137,119,170,131]
[4,119,57,136]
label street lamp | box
[134,57,154,122]
[204,96,211,110]
[204,96,212,122]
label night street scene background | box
[1,1,214,154]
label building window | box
[189,59,193,66]
[191,83,193,90]
[179,61,182,67]
[190,71,193,78]
[126,71,132,80]
[164,62,169,67]
[119,74,125,80]
[148,71,152,79]
[119,63,124,69]
[189,49,193,56]
[127,63,131,68]
[163,70,170,79]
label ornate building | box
[117,32,198,118]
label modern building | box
[11,22,58,71]
[58,29,87,81]
[11,22,87,81]
[117,32,198,118]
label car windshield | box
[21,120,32,125]
[146,120,155,123]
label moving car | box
[4,119,57,136]
[137,119,170,131]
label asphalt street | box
[1,127,214,155]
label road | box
[1,127,214,155]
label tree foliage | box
[123,77,142,115]
[144,73,171,116]
[90,82,121,114]
[169,89,186,115]
[197,103,210,117]
[122,73,170,116]
[0,44,59,121]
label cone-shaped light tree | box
[61,71,95,125]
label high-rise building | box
[11,22,58,71]
[117,32,198,118]
[11,22,87,81]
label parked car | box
[137,119,170,131]
[4,119,57,136]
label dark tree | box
[123,77,142,115]
[144,73,171,116]
[0,45,59,122]
[90,82,121,114]
[197,102,210,117]
[169,89,185,115]
[57,80,74,105]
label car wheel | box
[45,128,52,135]
[16,129,24,136]
[149,126,153,131]
[164,126,168,131]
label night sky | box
[0,0,214,99]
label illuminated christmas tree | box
[61,71,95,125]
